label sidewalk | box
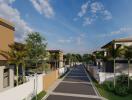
[44,65,102,100]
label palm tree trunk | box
[16,64,19,86]
[128,60,130,88]
[104,62,106,81]
[55,60,57,69]
[22,63,25,83]
[113,59,116,87]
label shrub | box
[115,85,129,96]
[129,79,132,93]
[116,74,128,86]
[103,81,114,92]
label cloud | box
[99,27,132,38]
[111,27,132,35]
[83,17,94,26]
[76,33,85,46]
[0,1,32,42]
[58,33,86,46]
[58,37,73,44]
[90,2,112,20]
[102,10,112,20]
[0,0,15,4]
[75,1,112,25]
[30,0,54,18]
[91,2,104,13]
[78,2,89,17]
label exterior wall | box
[59,61,63,68]
[59,52,63,68]
[0,18,14,60]
[116,63,132,75]
[0,67,67,100]
[0,65,14,92]
[115,42,132,47]
[43,69,59,91]
[0,18,14,92]
[0,74,44,100]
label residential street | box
[45,65,102,100]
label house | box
[0,18,15,92]
[101,38,132,74]
[47,50,63,69]
[88,38,132,83]
[97,38,132,83]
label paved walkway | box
[44,65,102,100]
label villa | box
[89,38,132,83]
[101,38,132,75]
[47,50,63,69]
[0,18,15,92]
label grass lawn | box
[32,91,46,100]
[95,82,132,100]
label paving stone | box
[64,76,90,82]
[54,82,96,95]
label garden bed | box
[95,82,132,100]
[86,69,132,100]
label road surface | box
[45,65,101,100]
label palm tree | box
[0,42,27,86]
[124,45,132,88]
[107,42,123,87]
[65,53,73,67]
[49,52,59,69]
[55,53,60,68]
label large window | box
[3,68,10,88]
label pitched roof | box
[0,18,15,31]
[101,37,132,49]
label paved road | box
[45,65,101,100]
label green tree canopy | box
[25,32,47,65]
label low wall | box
[99,72,124,83]
[85,65,99,81]
[58,67,67,76]
[0,74,44,100]
[0,67,68,100]
[43,67,68,91]
[43,69,59,91]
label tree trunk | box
[113,59,116,87]
[22,63,25,83]
[128,60,130,88]
[104,62,106,81]
[16,64,19,86]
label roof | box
[114,38,132,42]
[0,18,15,31]
[101,38,132,49]
[47,50,63,53]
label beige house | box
[47,50,63,68]
[0,18,15,92]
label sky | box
[0,0,132,54]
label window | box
[3,68,10,88]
